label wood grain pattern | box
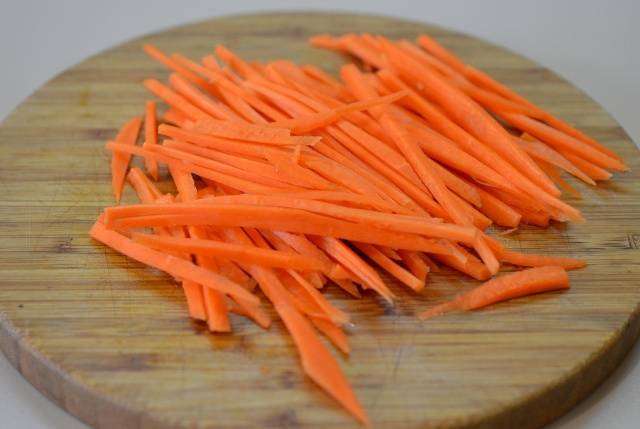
[0,12,639,429]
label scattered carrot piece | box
[418,266,569,320]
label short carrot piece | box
[418,266,570,320]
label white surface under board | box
[0,1,638,428]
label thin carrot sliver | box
[111,116,143,203]
[143,101,159,180]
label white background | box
[0,1,638,428]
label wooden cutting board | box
[1,12,639,429]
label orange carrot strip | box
[143,101,159,180]
[214,45,258,79]
[378,39,560,197]
[105,203,453,254]
[195,194,477,244]
[397,249,430,285]
[162,140,305,190]
[111,116,143,203]
[418,266,569,320]
[143,44,215,91]
[149,143,298,190]
[375,69,583,221]
[518,209,551,227]
[429,159,482,208]
[222,226,368,424]
[408,123,511,192]
[416,34,624,162]
[272,91,407,134]
[311,236,394,302]
[309,34,345,51]
[309,316,351,355]
[376,246,402,261]
[302,64,343,88]
[263,149,337,190]
[476,187,522,228]
[271,190,410,214]
[501,113,626,171]
[168,73,237,121]
[90,219,258,305]
[355,243,424,291]
[314,139,418,213]
[381,114,472,226]
[132,233,330,272]
[191,117,314,146]
[126,168,158,204]
[323,126,448,218]
[144,79,210,120]
[163,109,191,128]
[158,124,276,158]
[536,161,582,199]
[169,166,231,332]
[433,245,491,281]
[106,141,299,195]
[517,136,594,185]
[560,152,612,181]
[497,249,586,270]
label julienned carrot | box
[518,209,551,227]
[397,250,431,284]
[311,235,394,302]
[150,143,298,190]
[161,140,307,191]
[375,69,583,221]
[143,101,159,180]
[271,90,408,134]
[169,166,232,332]
[104,203,453,254]
[407,122,513,193]
[517,136,595,185]
[416,34,624,163]
[433,246,491,281]
[559,151,613,182]
[169,73,237,121]
[158,124,278,158]
[163,109,191,128]
[501,112,626,172]
[314,136,418,212]
[263,149,337,190]
[497,249,586,270]
[193,194,477,243]
[143,44,215,91]
[220,225,368,425]
[354,242,424,291]
[323,125,449,218]
[475,186,522,228]
[132,233,331,272]
[376,245,402,261]
[418,266,569,320]
[127,167,158,204]
[90,219,258,305]
[302,64,343,88]
[309,316,350,355]
[536,161,583,199]
[376,38,560,197]
[111,116,143,203]
[106,141,301,195]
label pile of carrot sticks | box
[91,33,625,424]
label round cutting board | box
[0,12,639,429]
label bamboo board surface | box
[0,12,639,429]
